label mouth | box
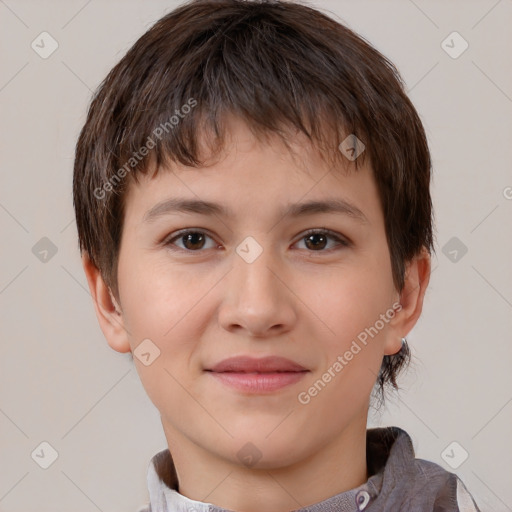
[204,355,310,393]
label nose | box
[217,239,297,338]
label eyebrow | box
[143,197,368,224]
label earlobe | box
[383,334,404,356]
[81,253,132,354]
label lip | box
[205,356,309,393]
[207,355,308,373]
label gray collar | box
[144,427,415,512]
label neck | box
[161,417,369,512]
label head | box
[74,0,433,470]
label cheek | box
[295,271,392,427]
[119,254,206,340]
[117,254,202,378]
[309,264,392,347]
[119,263,207,417]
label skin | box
[82,116,430,512]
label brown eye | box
[181,232,206,250]
[304,232,328,250]
[295,229,350,252]
[165,230,217,252]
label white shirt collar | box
[146,452,212,512]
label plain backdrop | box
[1,0,511,511]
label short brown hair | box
[73,0,434,401]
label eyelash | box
[162,228,350,254]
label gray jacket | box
[137,426,481,512]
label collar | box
[145,426,414,512]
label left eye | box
[295,229,350,252]
[163,229,349,253]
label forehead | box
[121,116,379,224]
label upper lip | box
[206,356,308,373]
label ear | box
[81,252,131,353]
[384,247,431,355]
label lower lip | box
[207,371,308,393]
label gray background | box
[1,0,511,511]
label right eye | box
[163,229,219,252]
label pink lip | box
[205,356,309,393]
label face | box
[105,117,410,468]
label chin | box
[225,430,305,469]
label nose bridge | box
[233,234,282,301]
[218,233,295,334]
